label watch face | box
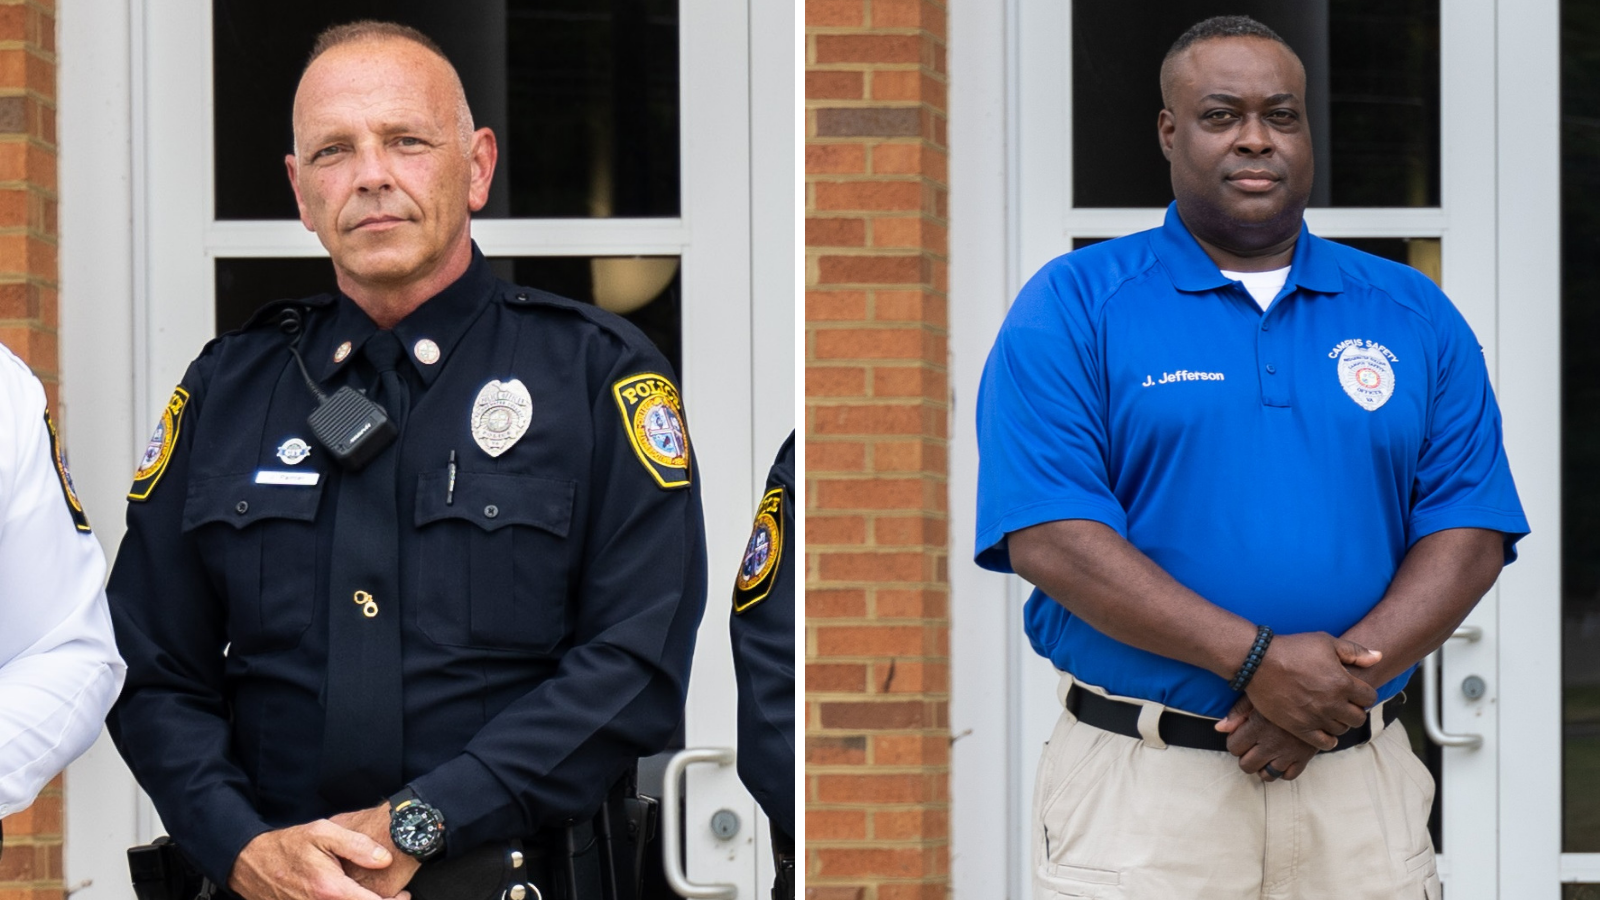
[391,803,444,857]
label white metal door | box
[951,1,1564,896]
[59,1,793,897]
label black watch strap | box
[389,786,423,810]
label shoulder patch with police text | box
[612,373,691,489]
[734,487,785,613]
[44,412,90,533]
[128,386,190,501]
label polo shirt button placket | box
[1257,317,1291,408]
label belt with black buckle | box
[1067,686,1403,752]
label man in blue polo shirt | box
[976,16,1527,899]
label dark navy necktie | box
[319,330,409,808]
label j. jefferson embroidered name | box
[1142,369,1226,387]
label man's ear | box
[1157,109,1176,162]
[466,128,499,212]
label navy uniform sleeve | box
[105,356,274,885]
[730,432,795,839]
[1407,291,1530,559]
[975,259,1125,572]
[412,338,708,851]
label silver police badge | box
[471,378,532,457]
[1336,343,1395,411]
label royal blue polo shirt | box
[975,203,1528,718]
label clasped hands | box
[228,803,420,900]
[1212,631,1382,783]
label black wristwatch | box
[388,787,446,862]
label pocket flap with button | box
[415,471,576,536]
[182,473,326,532]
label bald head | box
[283,22,498,325]
[293,26,474,156]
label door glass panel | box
[1565,887,1600,900]
[1564,0,1600,855]
[1071,0,1439,209]
[214,255,682,375]
[213,0,680,220]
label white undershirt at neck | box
[1219,266,1291,311]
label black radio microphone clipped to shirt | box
[277,308,398,471]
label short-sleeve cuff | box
[975,499,1129,573]
[1407,507,1531,564]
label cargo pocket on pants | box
[1034,863,1122,900]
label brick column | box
[0,1,63,895]
[804,1,950,898]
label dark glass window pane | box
[215,255,681,376]
[508,256,682,376]
[1566,886,1600,900]
[1564,0,1600,854]
[214,257,337,333]
[1071,0,1438,208]
[213,0,679,220]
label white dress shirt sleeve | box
[0,347,126,816]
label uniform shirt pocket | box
[182,472,325,653]
[414,471,576,654]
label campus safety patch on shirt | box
[612,373,691,489]
[128,386,189,501]
[734,486,785,613]
[44,411,90,533]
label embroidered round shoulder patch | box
[44,412,90,533]
[129,386,190,501]
[734,486,785,613]
[1336,344,1395,411]
[613,373,691,489]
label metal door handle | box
[1422,625,1483,749]
[662,747,738,899]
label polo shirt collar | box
[1150,201,1345,296]
[315,243,497,386]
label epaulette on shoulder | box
[501,285,654,348]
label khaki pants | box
[1033,675,1442,900]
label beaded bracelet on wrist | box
[1229,625,1274,692]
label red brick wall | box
[0,0,63,893]
[804,1,950,898]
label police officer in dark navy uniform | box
[730,432,794,900]
[107,21,706,900]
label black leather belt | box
[1066,686,1403,753]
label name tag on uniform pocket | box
[255,470,321,487]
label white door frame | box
[60,1,793,896]
[949,1,1567,895]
